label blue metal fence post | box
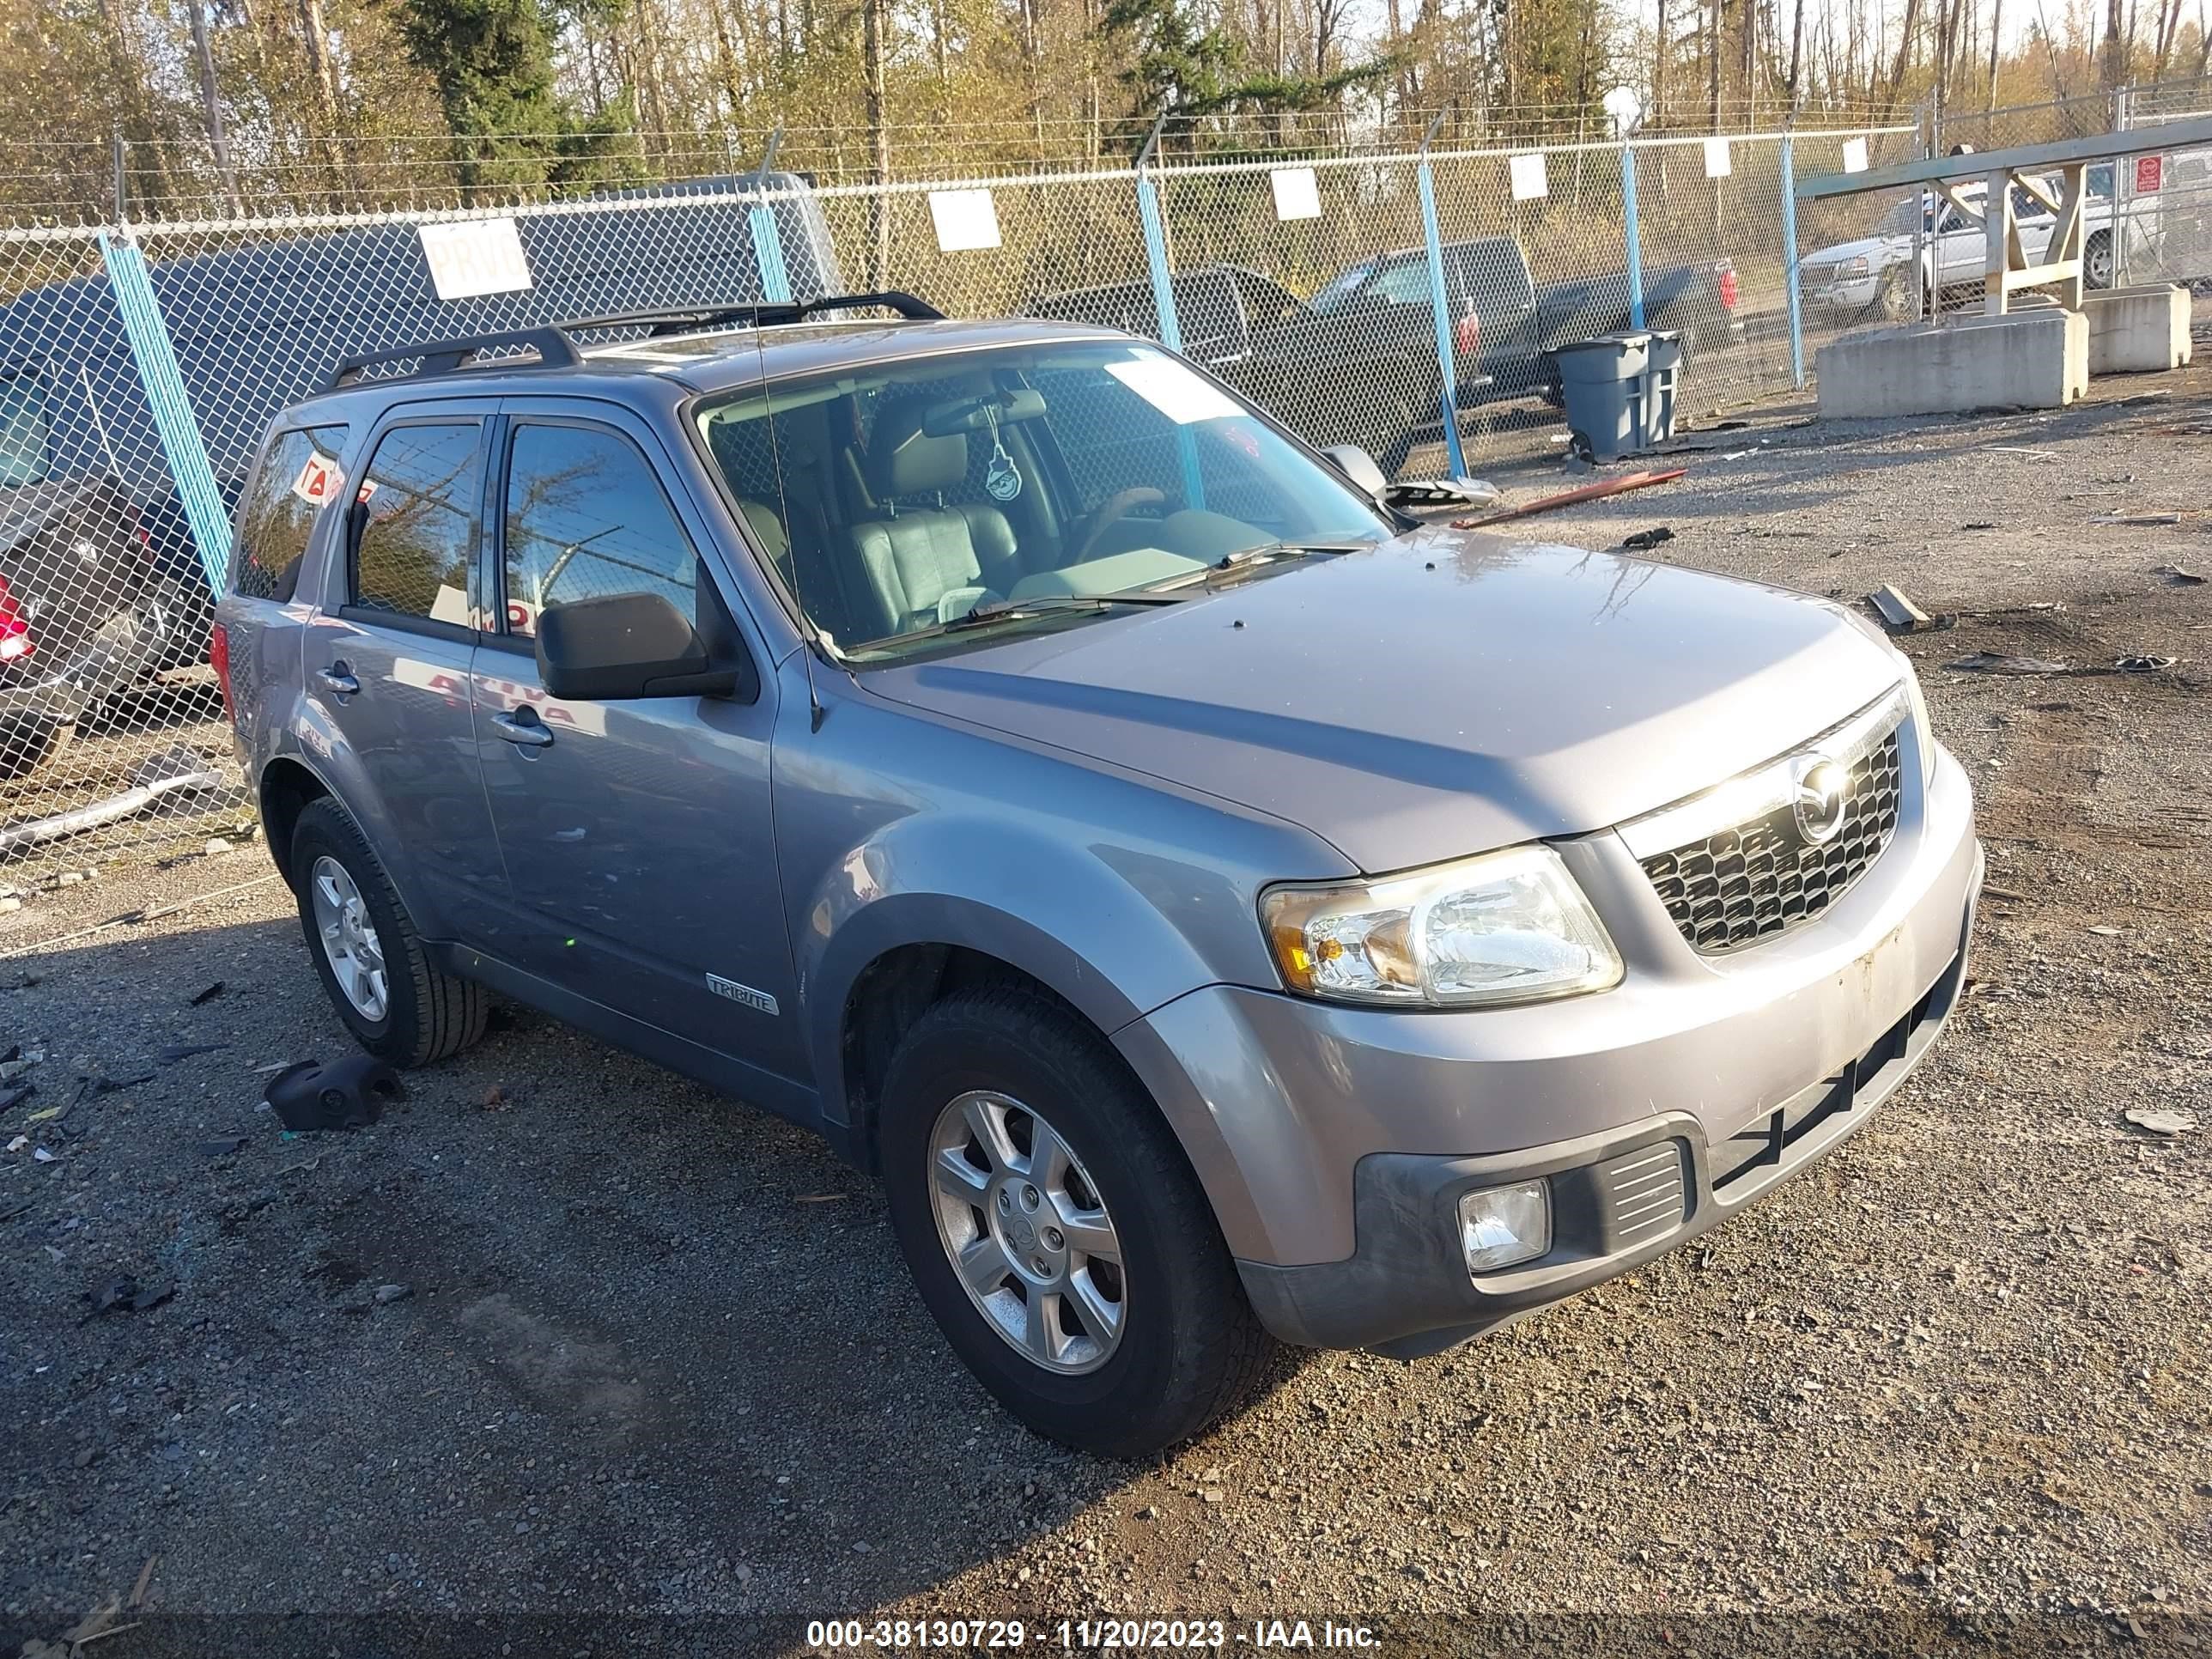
[1135,115,1204,509]
[1781,131,1805,388]
[1417,111,1470,480]
[748,126,794,302]
[1622,141,1646,331]
[100,231,231,596]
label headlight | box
[1901,655,1937,788]
[1261,845,1623,1008]
[1842,256,1870,276]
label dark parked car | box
[0,372,191,778]
[1310,235,1745,401]
[1028,264,1444,473]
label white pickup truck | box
[1799,169,2156,319]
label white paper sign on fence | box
[1269,167,1322,221]
[1508,152,1550,201]
[1842,137,1870,173]
[417,218,532,300]
[1703,137,1733,179]
[929,189,1002,252]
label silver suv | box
[216,297,1982,1457]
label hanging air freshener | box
[983,408,1023,503]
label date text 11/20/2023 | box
[805,1619,1381,1650]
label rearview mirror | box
[535,592,739,701]
[1322,444,1389,500]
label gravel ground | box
[2,365,2209,1656]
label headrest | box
[738,499,789,563]
[870,398,968,498]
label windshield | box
[1308,263,1377,314]
[1875,196,1926,236]
[694,340,1389,661]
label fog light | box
[1457,1180,1551,1274]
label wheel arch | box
[258,754,331,890]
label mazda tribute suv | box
[216,295,1982,1456]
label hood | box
[861,529,1904,874]
[1802,234,1898,266]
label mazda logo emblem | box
[1790,754,1850,844]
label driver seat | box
[843,398,1018,637]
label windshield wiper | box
[850,591,1189,653]
[1181,539,1370,589]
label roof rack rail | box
[563,290,946,338]
[325,327,581,392]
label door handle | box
[316,664,360,696]
[490,711,554,749]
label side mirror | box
[535,592,739,701]
[1322,444,1389,501]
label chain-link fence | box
[0,94,2167,885]
[2121,81,2212,292]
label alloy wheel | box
[310,854,389,1020]
[928,1090,1127,1374]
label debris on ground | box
[1622,526,1675,551]
[1961,520,1997,530]
[82,1276,173,1318]
[1388,477,1502,508]
[0,1080,32,1115]
[2114,653,2178,673]
[2123,1107,2198,1137]
[1867,584,1957,634]
[0,747,223,856]
[187,981,226,1006]
[1451,468,1688,531]
[264,1055,404,1132]
[1948,651,2071,674]
[156,1042,227,1064]
[2154,563,2206,586]
[374,1283,413,1305]
[198,1135,248,1157]
[2111,512,2183,526]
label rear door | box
[301,407,506,941]
[469,398,802,1076]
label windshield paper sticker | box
[1108,356,1243,425]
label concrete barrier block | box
[1814,309,2087,417]
[2085,283,2192,374]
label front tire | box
[879,986,1273,1457]
[2085,231,2115,290]
[289,797,485,1067]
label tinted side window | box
[0,373,51,489]
[351,422,482,624]
[234,423,348,601]
[501,424,697,640]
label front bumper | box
[1240,909,1971,1356]
[1114,732,1981,1355]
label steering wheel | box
[1069,487,1168,567]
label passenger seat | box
[843,398,1018,638]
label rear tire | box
[879,986,1273,1457]
[289,796,485,1067]
[0,716,72,781]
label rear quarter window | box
[234,424,348,601]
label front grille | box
[1641,726,1905,955]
